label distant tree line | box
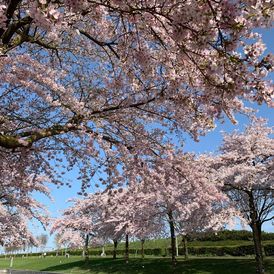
[188,230,274,242]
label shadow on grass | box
[41,257,274,274]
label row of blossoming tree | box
[52,119,273,273]
[0,1,273,273]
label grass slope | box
[0,256,273,274]
[90,238,274,251]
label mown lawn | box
[0,256,273,274]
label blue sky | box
[31,28,274,250]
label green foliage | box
[88,242,274,258]
[25,243,274,258]
[265,245,274,256]
[171,245,256,257]
[2,232,274,260]
[88,248,163,257]
[189,230,274,242]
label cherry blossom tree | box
[52,192,127,259]
[53,148,232,265]
[213,118,274,274]
[0,161,50,248]
[0,209,37,249]
[0,0,272,259]
[136,151,233,265]
[100,184,166,262]
[55,230,83,251]
[0,0,273,196]
[51,198,95,259]
[52,188,161,261]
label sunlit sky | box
[31,29,274,250]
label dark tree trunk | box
[113,239,118,259]
[168,210,177,266]
[251,222,264,274]
[125,234,129,263]
[183,235,189,260]
[248,191,264,274]
[141,239,145,259]
[84,234,89,260]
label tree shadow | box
[41,257,274,274]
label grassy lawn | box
[0,256,273,274]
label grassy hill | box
[90,237,274,251]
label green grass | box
[0,256,273,274]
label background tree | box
[0,209,36,249]
[0,169,48,249]
[0,152,52,245]
[53,149,232,265]
[55,230,83,253]
[54,234,62,256]
[213,118,274,274]
[37,234,48,253]
[123,150,233,265]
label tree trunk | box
[168,210,177,266]
[113,239,118,259]
[248,191,264,274]
[183,235,189,260]
[251,222,264,274]
[141,239,145,259]
[125,234,129,263]
[84,234,89,260]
